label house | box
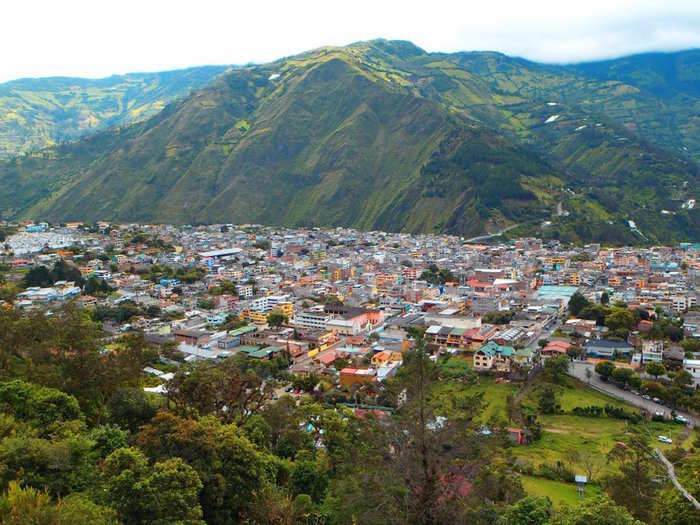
[641,340,663,364]
[584,339,634,359]
[371,350,403,367]
[662,346,685,370]
[173,329,210,346]
[339,367,377,387]
[473,341,514,372]
[541,340,571,358]
[683,359,700,381]
[508,428,526,445]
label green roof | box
[249,349,272,359]
[237,345,261,354]
[478,340,514,357]
[450,328,467,336]
[229,325,257,337]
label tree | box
[0,481,117,525]
[544,355,570,384]
[646,362,666,379]
[568,292,590,316]
[267,311,288,329]
[605,308,636,336]
[135,412,270,523]
[107,388,157,433]
[166,357,269,424]
[139,458,204,524]
[290,454,328,503]
[651,454,700,525]
[595,361,615,382]
[293,373,319,393]
[611,367,634,387]
[601,291,610,305]
[22,265,54,288]
[551,495,643,525]
[603,430,660,522]
[566,345,584,361]
[538,385,560,415]
[101,448,204,525]
[537,339,549,349]
[498,495,553,525]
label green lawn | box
[431,375,518,423]
[521,376,629,412]
[521,475,602,509]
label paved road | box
[567,361,696,428]
[464,224,520,243]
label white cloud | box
[1,0,699,81]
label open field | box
[521,475,603,509]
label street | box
[568,361,696,428]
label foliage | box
[499,495,553,524]
[420,264,456,285]
[595,361,615,381]
[543,355,570,384]
[22,260,84,289]
[483,310,516,325]
[568,292,590,317]
[538,385,561,415]
[0,66,227,159]
[1,44,698,243]
[551,495,643,525]
[267,311,288,329]
[645,361,666,379]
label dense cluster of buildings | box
[2,221,700,389]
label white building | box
[294,311,333,331]
[641,340,664,364]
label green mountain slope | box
[0,41,698,243]
[0,66,229,158]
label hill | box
[0,65,229,158]
[0,41,698,243]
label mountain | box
[0,41,698,244]
[0,65,229,158]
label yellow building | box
[275,302,294,318]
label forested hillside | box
[0,41,698,243]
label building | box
[641,340,664,364]
[683,359,700,381]
[339,368,377,387]
[294,311,333,331]
[584,339,634,359]
[473,341,514,372]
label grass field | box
[432,374,519,423]
[434,372,689,478]
[521,475,603,509]
[520,376,630,412]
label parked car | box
[642,394,651,400]
[674,415,689,424]
[658,435,672,444]
[652,397,661,403]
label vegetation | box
[0,304,698,524]
[0,66,228,159]
[0,41,697,242]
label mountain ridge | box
[0,65,230,159]
[0,40,698,244]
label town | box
[1,220,700,521]
[2,221,699,402]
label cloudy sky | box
[2,0,699,82]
